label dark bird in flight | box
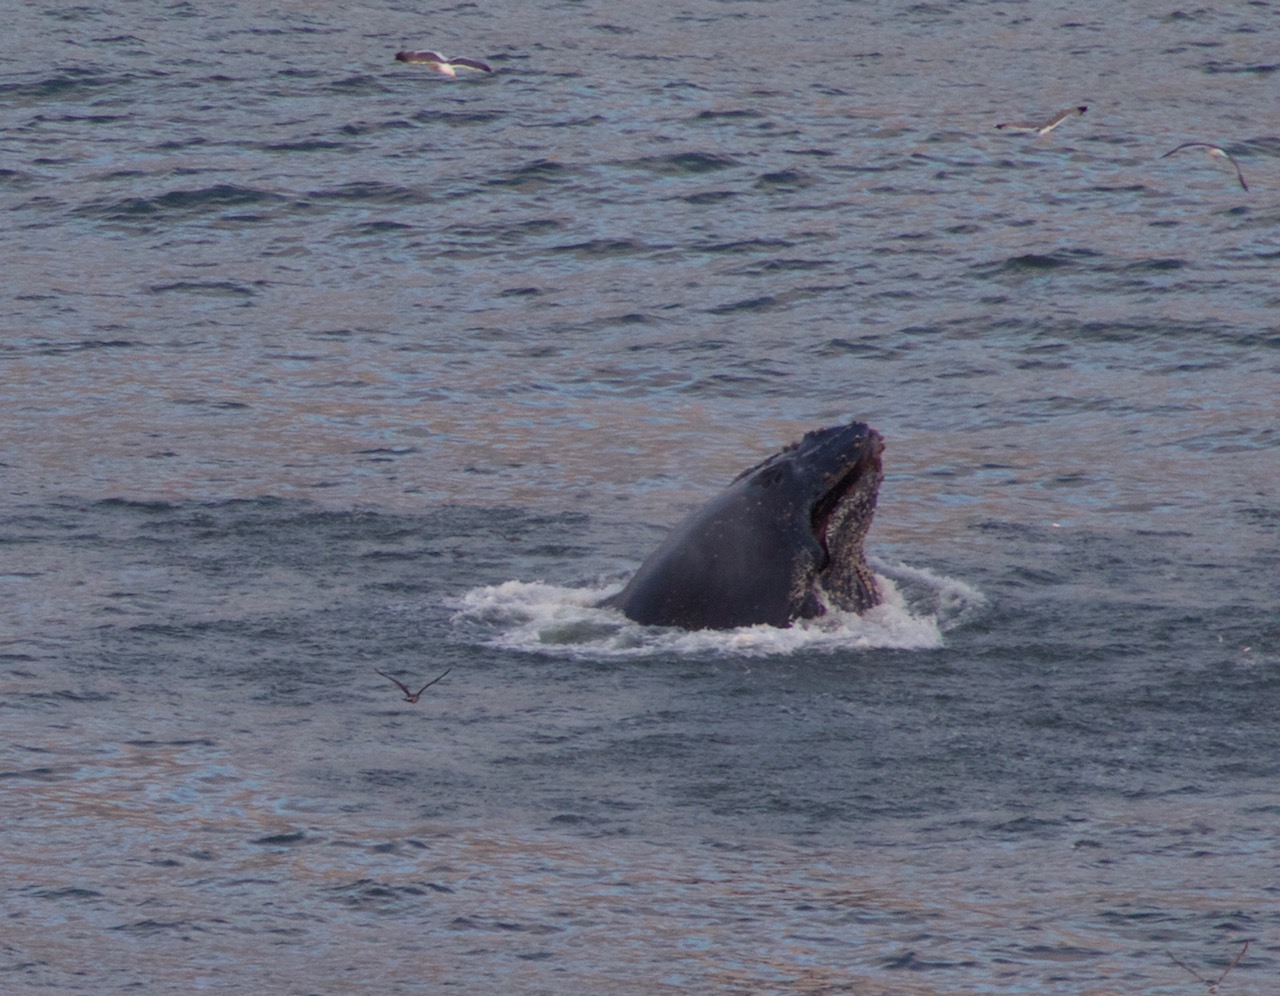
[374,667,452,703]
[394,51,493,77]
[996,105,1088,135]
[1160,142,1249,192]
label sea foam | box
[450,560,985,659]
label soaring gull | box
[395,50,493,78]
[373,667,452,703]
[1160,142,1249,192]
[996,105,1088,135]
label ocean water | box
[3,1,1278,992]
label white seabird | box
[996,105,1088,135]
[394,50,493,78]
[1160,142,1249,192]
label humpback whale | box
[601,421,883,630]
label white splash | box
[870,557,988,632]
[449,561,985,659]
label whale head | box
[603,421,884,630]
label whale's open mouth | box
[810,431,884,611]
[810,434,882,553]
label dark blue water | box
[3,1,1278,992]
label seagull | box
[374,667,452,703]
[394,50,493,78]
[1160,142,1249,192]
[996,105,1088,135]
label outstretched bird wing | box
[412,668,452,697]
[395,50,448,64]
[373,667,413,697]
[449,57,493,73]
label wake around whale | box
[600,421,884,630]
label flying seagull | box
[394,50,493,78]
[1160,142,1249,192]
[374,667,452,703]
[996,105,1088,135]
